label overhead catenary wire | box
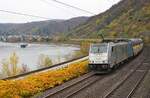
[40,0,77,16]
[48,0,95,15]
[0,9,52,20]
[0,0,96,21]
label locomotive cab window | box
[90,44,107,53]
[112,47,114,52]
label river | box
[0,42,79,72]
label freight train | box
[88,38,143,72]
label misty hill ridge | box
[0,16,88,36]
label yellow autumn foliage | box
[0,60,88,98]
[1,52,21,77]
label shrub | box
[1,52,20,76]
[0,60,88,98]
[1,52,29,77]
[9,52,19,76]
[73,40,91,58]
[80,41,91,55]
[1,59,11,77]
[38,54,53,67]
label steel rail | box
[103,59,144,98]
[103,47,148,98]
[52,51,145,98]
[63,76,104,98]
[43,71,96,98]
[126,70,148,98]
[41,47,145,98]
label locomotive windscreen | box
[90,44,108,53]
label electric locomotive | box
[88,38,143,72]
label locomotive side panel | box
[127,41,134,58]
[110,43,129,68]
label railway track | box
[103,46,150,98]
[1,55,88,80]
[59,46,146,98]
[35,71,104,98]
[34,48,145,98]
[33,46,149,98]
[54,74,103,98]
[126,70,148,98]
[61,63,144,98]
[104,67,148,98]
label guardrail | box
[1,55,88,80]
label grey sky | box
[0,0,121,23]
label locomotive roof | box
[91,38,142,46]
[101,38,142,44]
[109,42,128,46]
[91,41,128,46]
[102,38,129,43]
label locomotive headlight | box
[102,60,106,63]
[89,60,94,63]
[90,60,92,63]
[102,60,108,63]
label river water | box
[0,42,79,72]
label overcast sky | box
[0,0,121,23]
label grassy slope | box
[101,2,150,38]
[68,0,150,43]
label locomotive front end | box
[88,43,110,71]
